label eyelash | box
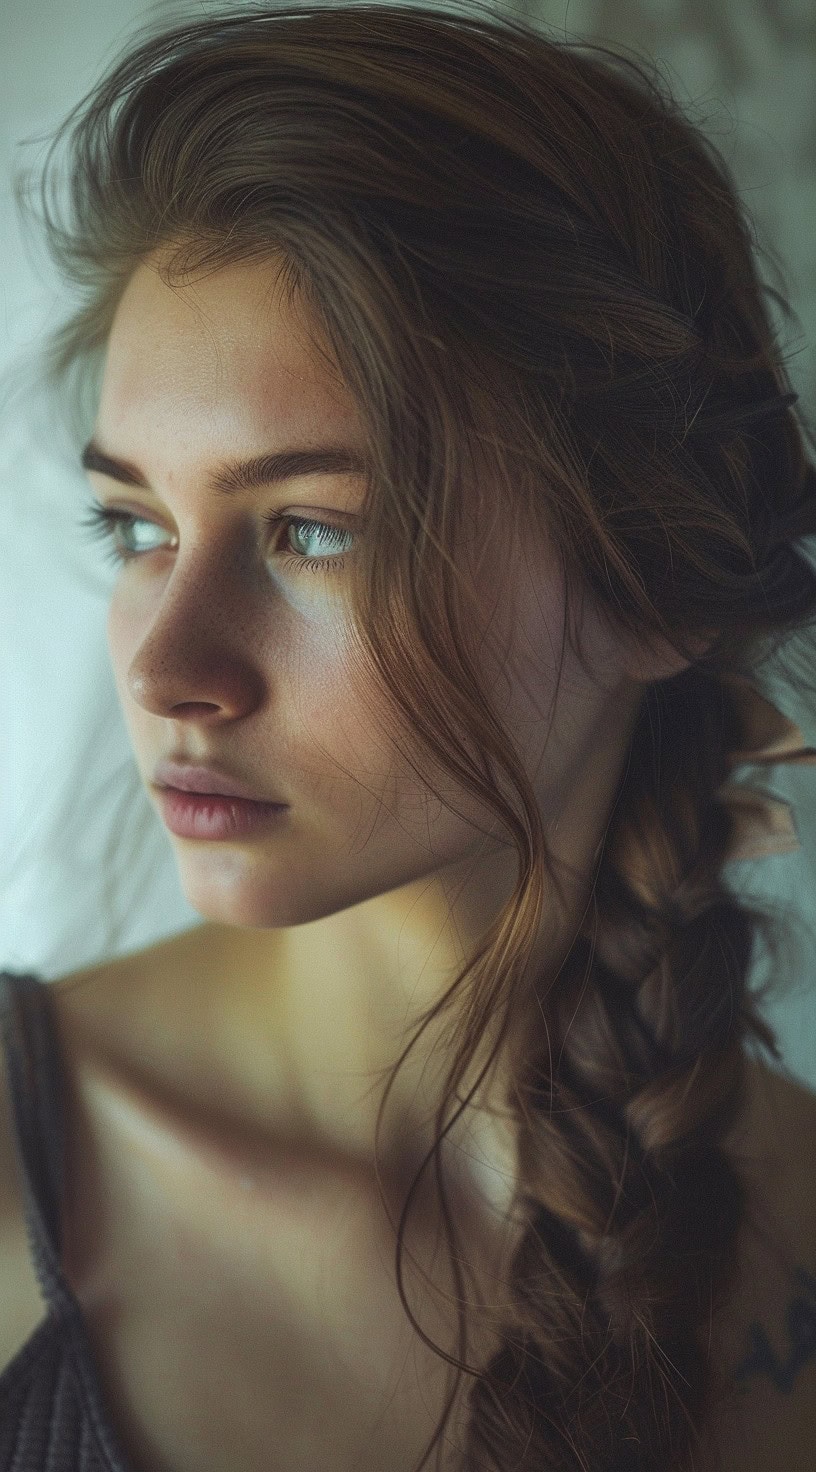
[77,499,352,576]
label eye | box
[77,500,354,575]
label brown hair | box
[13,3,816,1466]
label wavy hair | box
[12,3,816,1467]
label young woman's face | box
[89,249,643,941]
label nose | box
[118,554,268,723]
[127,634,267,723]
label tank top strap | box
[0,969,78,1324]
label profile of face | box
[88,248,654,980]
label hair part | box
[11,3,816,1467]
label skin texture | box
[84,247,695,1188]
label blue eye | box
[77,500,353,575]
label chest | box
[73,1237,458,1472]
[67,1201,814,1472]
[60,1108,506,1472]
[53,1025,816,1472]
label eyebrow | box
[80,439,370,499]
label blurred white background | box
[1,0,815,1087]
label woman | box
[2,3,816,1469]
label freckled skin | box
[90,246,693,1172]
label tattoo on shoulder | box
[735,1267,816,1394]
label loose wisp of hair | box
[11,3,816,1467]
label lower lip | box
[156,788,288,840]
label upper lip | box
[153,760,285,804]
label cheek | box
[106,578,146,658]
[105,598,142,748]
[287,638,432,823]
[106,593,131,687]
[106,585,155,730]
[291,655,394,789]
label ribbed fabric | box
[0,971,133,1472]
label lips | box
[153,760,285,804]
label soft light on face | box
[79,245,671,1190]
[89,248,641,963]
[88,252,515,934]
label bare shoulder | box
[48,921,263,1050]
[705,1055,816,1471]
[0,932,228,1378]
[735,1055,816,1253]
[742,1053,816,1150]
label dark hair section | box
[11,4,816,1467]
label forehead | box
[98,250,360,448]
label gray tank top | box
[0,969,132,1471]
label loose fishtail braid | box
[466,665,782,1470]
